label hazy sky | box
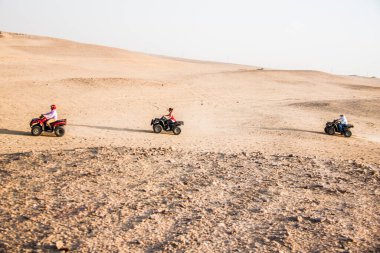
[1,0,379,76]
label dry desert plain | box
[0,32,379,252]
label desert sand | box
[0,32,379,252]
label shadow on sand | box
[262,127,324,135]
[0,129,30,136]
[71,124,153,134]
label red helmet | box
[51,104,56,110]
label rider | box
[164,107,176,130]
[337,114,348,132]
[43,104,58,129]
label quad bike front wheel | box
[173,127,181,135]
[344,130,352,138]
[153,124,162,133]
[31,125,42,136]
[55,126,65,137]
[326,127,335,135]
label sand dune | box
[0,32,379,252]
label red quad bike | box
[30,115,67,137]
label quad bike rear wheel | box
[344,130,352,138]
[326,127,335,135]
[31,125,42,136]
[55,126,65,137]
[153,124,162,133]
[173,127,181,135]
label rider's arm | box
[44,110,53,118]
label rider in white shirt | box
[44,105,58,129]
[337,114,348,132]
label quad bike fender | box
[30,120,42,128]
[51,119,67,127]
[151,118,161,126]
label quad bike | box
[324,119,354,137]
[151,116,184,135]
[30,115,67,137]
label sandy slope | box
[0,32,380,252]
[1,32,379,162]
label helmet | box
[51,104,56,110]
[340,114,344,117]
[169,107,173,112]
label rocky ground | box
[0,147,379,252]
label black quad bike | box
[151,117,184,135]
[324,119,354,138]
[30,115,67,137]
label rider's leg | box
[168,120,174,130]
[46,119,54,129]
